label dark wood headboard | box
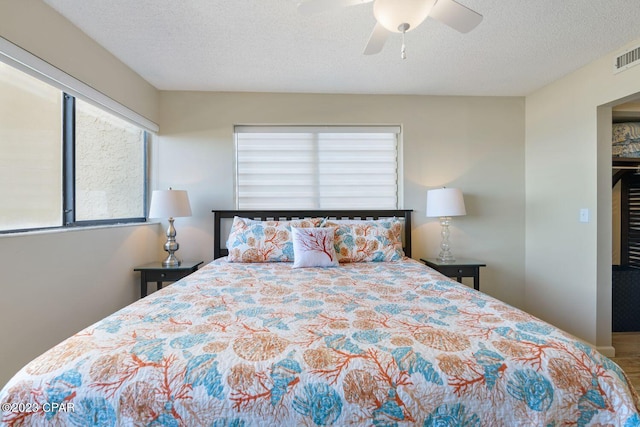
[212,209,413,259]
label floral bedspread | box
[1,258,639,426]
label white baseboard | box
[597,346,616,357]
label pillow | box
[321,218,404,262]
[291,227,339,268]
[226,217,322,262]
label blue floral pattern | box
[507,369,554,411]
[293,383,343,425]
[423,403,480,427]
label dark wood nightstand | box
[420,258,486,291]
[134,261,204,298]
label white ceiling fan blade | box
[363,22,389,55]
[429,0,483,33]
[298,0,373,16]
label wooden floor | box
[611,332,640,393]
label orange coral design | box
[355,309,380,319]
[414,330,471,352]
[352,319,378,330]
[328,321,350,330]
[343,369,381,406]
[547,358,592,392]
[240,248,262,263]
[227,364,257,390]
[295,228,334,259]
[2,382,33,407]
[437,354,468,377]
[390,336,414,347]
[492,304,533,322]
[25,338,94,375]
[232,333,289,361]
[260,285,292,297]
[303,348,336,369]
[119,381,162,424]
[479,315,504,324]
[89,353,129,382]
[492,339,531,358]
[203,341,229,353]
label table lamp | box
[148,188,192,266]
[426,187,466,263]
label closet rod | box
[613,166,640,170]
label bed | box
[1,209,638,426]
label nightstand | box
[134,261,204,298]
[420,258,486,291]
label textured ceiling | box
[42,0,640,96]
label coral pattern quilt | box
[1,258,639,426]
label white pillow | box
[292,227,339,268]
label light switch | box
[579,208,589,223]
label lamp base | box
[162,254,181,267]
[162,217,181,267]
[436,253,455,263]
[438,216,456,263]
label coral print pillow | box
[322,218,404,262]
[291,227,339,268]
[226,217,321,262]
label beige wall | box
[0,225,162,386]
[525,38,640,354]
[0,0,159,124]
[156,91,526,305]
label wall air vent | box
[614,45,640,74]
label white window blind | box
[235,125,400,209]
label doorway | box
[611,102,640,334]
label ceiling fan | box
[298,0,482,59]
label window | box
[235,125,401,209]
[0,60,147,233]
[74,99,146,221]
[0,62,62,231]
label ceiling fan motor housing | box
[373,0,436,33]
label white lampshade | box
[148,189,192,219]
[373,0,434,33]
[426,188,466,218]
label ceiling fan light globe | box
[373,0,434,33]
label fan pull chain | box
[401,33,406,60]
[398,23,409,60]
